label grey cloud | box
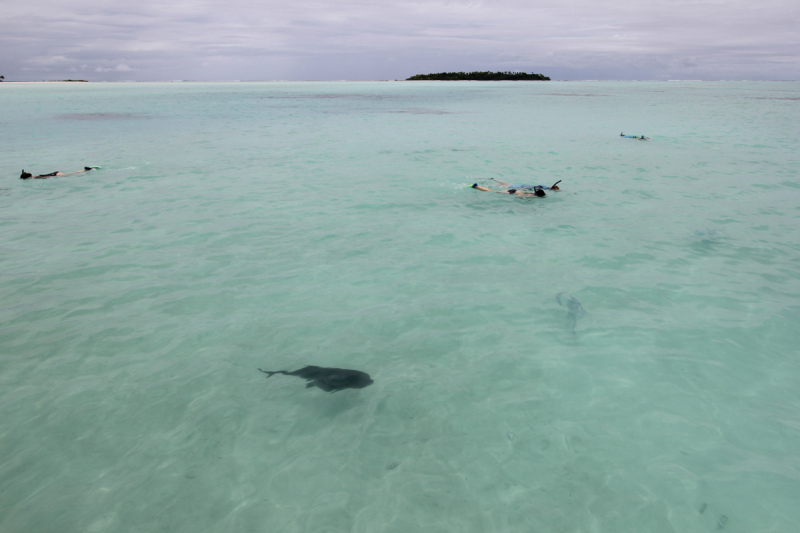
[0,0,797,80]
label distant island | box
[407,71,550,81]
[0,79,88,82]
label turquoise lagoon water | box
[1,81,799,532]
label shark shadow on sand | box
[556,292,587,334]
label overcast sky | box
[2,0,799,81]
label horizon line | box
[3,79,799,83]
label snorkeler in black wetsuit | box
[20,167,98,179]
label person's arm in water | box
[490,178,513,187]
[473,184,509,194]
[491,178,562,191]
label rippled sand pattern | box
[1,81,800,533]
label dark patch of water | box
[539,93,610,97]
[749,97,800,101]
[262,94,401,100]
[391,108,450,114]
[57,113,148,120]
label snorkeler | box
[472,183,547,197]
[20,167,99,179]
[620,133,649,140]
[490,178,561,191]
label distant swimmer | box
[491,178,562,191]
[472,183,547,197]
[620,133,649,140]
[20,166,100,180]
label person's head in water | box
[20,170,32,179]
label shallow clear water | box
[1,81,800,533]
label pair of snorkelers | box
[472,178,561,198]
[471,179,562,198]
[20,167,99,179]
[620,133,649,140]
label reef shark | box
[258,366,373,393]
